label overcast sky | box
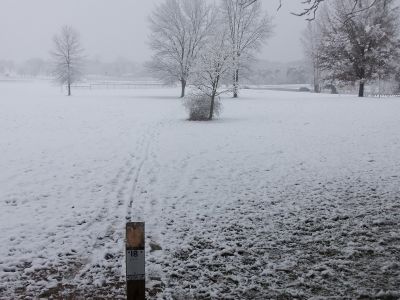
[0,0,307,63]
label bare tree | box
[221,0,272,98]
[51,26,84,96]
[301,21,322,93]
[148,0,215,98]
[318,0,400,97]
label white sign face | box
[126,250,145,281]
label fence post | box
[126,222,145,300]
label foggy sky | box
[0,0,307,63]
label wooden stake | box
[126,222,145,300]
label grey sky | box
[0,0,307,63]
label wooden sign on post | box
[126,222,145,300]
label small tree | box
[189,28,233,120]
[148,0,215,98]
[51,26,84,96]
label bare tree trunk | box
[180,79,186,98]
[209,94,215,120]
[68,83,71,96]
[233,69,239,98]
[314,81,320,93]
[378,74,381,98]
[314,66,320,93]
[358,81,365,97]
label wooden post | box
[126,222,145,300]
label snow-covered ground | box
[1,81,399,299]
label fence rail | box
[73,82,173,90]
[367,93,400,98]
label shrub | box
[299,86,311,92]
[183,93,222,121]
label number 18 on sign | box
[126,249,145,280]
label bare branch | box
[241,0,388,21]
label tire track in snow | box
[126,129,154,221]
[8,118,168,298]
[68,121,163,295]
[2,144,148,299]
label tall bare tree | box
[51,26,84,96]
[148,0,215,98]
[221,0,272,98]
[301,21,322,93]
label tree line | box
[49,0,399,104]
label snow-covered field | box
[1,81,399,299]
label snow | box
[1,81,399,299]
